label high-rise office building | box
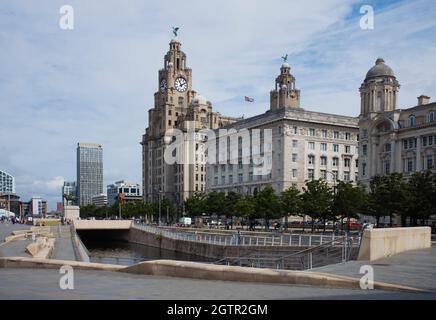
[0,170,15,194]
[77,143,103,207]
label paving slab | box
[311,246,436,291]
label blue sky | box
[0,0,435,210]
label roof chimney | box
[417,95,430,106]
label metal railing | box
[132,222,361,248]
[213,235,357,270]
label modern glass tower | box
[0,170,15,194]
[77,143,103,207]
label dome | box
[365,58,395,79]
[281,62,290,68]
[170,37,180,43]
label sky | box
[0,0,435,210]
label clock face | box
[174,77,188,92]
[160,79,167,92]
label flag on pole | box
[244,96,254,102]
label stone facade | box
[141,38,238,210]
[358,58,436,186]
[206,63,359,195]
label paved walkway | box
[311,246,436,291]
[0,223,77,261]
[0,267,434,300]
[0,223,32,258]
[50,225,77,261]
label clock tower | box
[141,35,239,214]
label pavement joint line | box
[0,256,426,294]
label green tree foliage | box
[280,186,302,230]
[254,186,281,230]
[301,179,332,232]
[184,192,207,217]
[405,170,435,226]
[205,191,226,216]
[332,181,367,228]
[233,195,256,229]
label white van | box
[179,217,192,226]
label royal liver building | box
[141,35,237,211]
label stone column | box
[416,136,422,171]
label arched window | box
[408,115,416,127]
[178,97,184,108]
[428,111,435,123]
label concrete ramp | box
[73,220,132,230]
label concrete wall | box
[128,227,305,260]
[357,227,431,261]
[73,220,132,230]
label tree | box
[280,186,302,231]
[406,170,435,226]
[332,181,367,230]
[224,192,243,227]
[233,195,256,230]
[184,192,207,217]
[301,179,333,232]
[254,186,281,231]
[205,191,226,216]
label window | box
[345,132,351,140]
[344,171,350,181]
[332,157,339,167]
[292,154,298,162]
[423,136,427,146]
[408,115,416,127]
[362,163,367,176]
[333,144,339,152]
[344,158,351,168]
[308,169,315,180]
[334,131,339,139]
[292,169,298,178]
[355,159,359,168]
[221,176,226,184]
[320,143,327,151]
[362,144,368,156]
[406,158,414,172]
[228,174,233,184]
[385,161,391,175]
[309,128,316,136]
[322,130,327,138]
[214,177,218,186]
[320,170,327,180]
[248,172,253,182]
[293,126,298,134]
[362,129,368,139]
[427,155,434,169]
[320,156,327,166]
[332,170,338,181]
[221,164,226,172]
[385,143,391,152]
[292,140,298,148]
[308,155,315,165]
[238,173,243,183]
[345,145,351,153]
[309,142,315,150]
[168,120,172,125]
[430,136,434,145]
[428,111,435,123]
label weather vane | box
[281,54,288,63]
[172,27,179,37]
